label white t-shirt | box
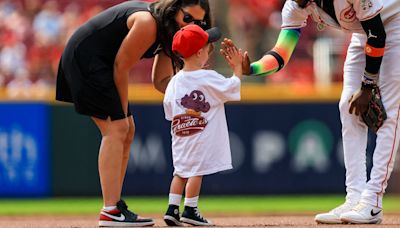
[163,69,241,178]
[282,0,400,33]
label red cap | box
[172,24,221,58]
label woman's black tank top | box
[68,1,160,65]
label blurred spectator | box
[0,30,26,79]
[1,4,30,42]
[5,68,32,98]
[0,0,16,19]
[32,1,63,45]
[0,0,114,98]
[61,3,81,43]
[24,0,42,20]
[26,35,62,83]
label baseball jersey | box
[282,0,400,33]
[163,69,241,178]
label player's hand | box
[220,38,251,75]
[242,51,251,75]
[348,88,373,116]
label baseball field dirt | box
[0,214,399,228]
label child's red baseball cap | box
[172,24,221,58]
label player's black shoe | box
[99,200,154,227]
[180,206,214,226]
[164,204,183,226]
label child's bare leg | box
[185,176,203,204]
[169,175,187,205]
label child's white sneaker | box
[340,202,383,224]
[314,201,357,224]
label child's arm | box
[222,46,243,79]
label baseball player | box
[221,0,400,224]
[163,24,243,226]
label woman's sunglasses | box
[181,9,207,26]
[293,0,311,8]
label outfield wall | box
[1,101,398,197]
[0,84,399,197]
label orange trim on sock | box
[365,44,385,57]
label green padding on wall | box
[50,104,101,196]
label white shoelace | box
[194,208,205,220]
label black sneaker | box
[164,204,183,226]
[99,200,154,227]
[180,206,214,226]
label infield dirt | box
[0,214,399,228]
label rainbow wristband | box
[250,29,300,76]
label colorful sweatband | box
[365,44,385,57]
[250,29,300,77]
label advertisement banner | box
[122,103,359,195]
[50,103,384,196]
[0,103,49,197]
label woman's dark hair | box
[150,0,212,69]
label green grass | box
[0,195,399,215]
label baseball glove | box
[361,86,387,133]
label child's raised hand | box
[220,38,250,75]
[221,45,243,78]
[223,46,242,69]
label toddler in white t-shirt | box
[163,24,243,227]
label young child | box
[163,24,243,226]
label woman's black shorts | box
[56,44,131,121]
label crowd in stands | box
[0,0,110,97]
[0,0,347,98]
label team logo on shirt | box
[361,0,373,10]
[172,90,210,137]
[340,6,356,23]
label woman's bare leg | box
[119,116,135,195]
[92,117,130,207]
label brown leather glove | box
[361,85,387,133]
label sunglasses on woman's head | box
[293,0,311,8]
[181,9,206,26]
